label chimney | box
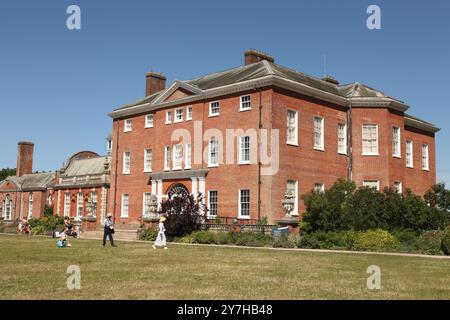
[145,72,166,96]
[322,76,340,86]
[244,49,275,65]
[16,141,34,177]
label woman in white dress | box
[153,216,168,249]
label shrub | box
[342,231,358,250]
[161,194,204,239]
[31,225,46,235]
[415,231,443,255]
[139,228,158,241]
[272,234,295,248]
[440,229,450,255]
[214,232,235,245]
[191,231,216,244]
[44,205,54,217]
[297,233,321,249]
[234,232,272,247]
[353,229,398,251]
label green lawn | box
[0,234,449,299]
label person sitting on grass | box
[57,231,68,248]
[153,216,168,250]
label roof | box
[62,156,110,177]
[4,172,55,191]
[109,59,438,133]
[405,113,440,133]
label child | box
[153,216,168,249]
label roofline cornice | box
[405,116,440,133]
[350,97,409,112]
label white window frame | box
[3,196,12,220]
[209,101,220,117]
[164,146,171,171]
[144,149,152,172]
[121,194,129,218]
[90,192,98,216]
[173,144,183,170]
[28,193,33,219]
[392,126,401,158]
[76,192,83,218]
[174,108,183,123]
[363,180,380,191]
[286,109,298,146]
[165,111,172,124]
[145,114,154,128]
[314,183,325,193]
[142,192,152,218]
[124,119,132,132]
[122,152,131,174]
[394,181,403,194]
[64,193,70,216]
[239,136,251,164]
[185,143,192,169]
[406,140,414,168]
[422,144,429,171]
[313,116,325,150]
[338,123,347,154]
[362,124,379,156]
[239,95,251,111]
[208,140,219,167]
[238,189,250,218]
[207,190,218,217]
[287,180,298,216]
[186,106,193,120]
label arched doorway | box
[167,183,189,199]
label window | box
[208,140,219,167]
[239,136,251,164]
[394,181,402,194]
[166,111,172,124]
[314,183,325,193]
[123,152,131,174]
[173,144,183,170]
[208,190,218,217]
[90,192,98,216]
[144,149,152,172]
[124,119,132,132]
[48,194,53,206]
[338,123,347,154]
[240,95,251,111]
[422,144,429,171]
[406,140,413,168]
[209,101,220,116]
[143,193,152,218]
[28,193,33,219]
[186,106,193,120]
[239,189,250,217]
[363,180,380,191]
[392,126,401,157]
[362,124,378,155]
[3,196,11,220]
[164,146,171,171]
[121,194,129,218]
[314,116,324,150]
[64,193,70,216]
[76,192,83,218]
[287,180,298,215]
[185,144,192,169]
[175,109,183,122]
[287,110,298,145]
[145,114,154,128]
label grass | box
[0,234,449,299]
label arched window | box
[3,195,12,220]
[167,183,189,199]
[28,193,33,219]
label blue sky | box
[0,0,448,184]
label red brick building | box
[0,142,55,221]
[106,50,437,225]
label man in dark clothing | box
[103,213,116,247]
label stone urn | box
[275,190,299,232]
[143,194,160,223]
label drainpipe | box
[347,85,358,181]
[256,87,263,221]
[112,120,120,224]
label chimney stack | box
[16,141,34,177]
[244,49,275,65]
[145,72,166,96]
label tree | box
[0,168,16,181]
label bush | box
[297,233,321,249]
[31,225,46,235]
[191,231,216,244]
[342,231,358,250]
[161,194,204,239]
[214,232,235,245]
[440,229,450,255]
[234,232,272,247]
[415,231,443,255]
[28,216,64,234]
[353,229,398,251]
[139,228,158,241]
